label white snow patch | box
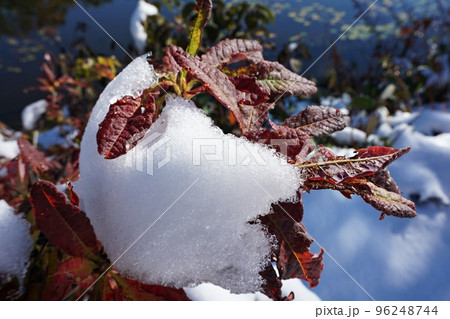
[21,99,47,131]
[184,283,270,301]
[390,125,450,205]
[0,200,33,281]
[331,127,381,147]
[184,279,320,301]
[76,57,301,293]
[0,135,19,159]
[412,109,450,135]
[130,0,158,53]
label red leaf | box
[356,180,417,218]
[300,146,416,218]
[96,90,156,159]
[201,38,264,67]
[122,279,190,301]
[168,45,244,130]
[30,180,101,259]
[260,193,324,289]
[229,75,272,132]
[254,61,317,97]
[244,125,315,162]
[259,263,282,301]
[67,182,80,206]
[229,75,270,106]
[301,146,411,185]
[163,46,183,74]
[17,139,60,175]
[44,257,98,300]
[282,105,350,137]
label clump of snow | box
[184,279,320,301]
[0,134,19,159]
[0,200,33,282]
[76,56,301,293]
[129,0,158,53]
[390,125,450,205]
[331,127,381,147]
[185,283,271,301]
[21,99,47,131]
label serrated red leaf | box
[367,168,401,194]
[269,121,315,162]
[163,46,183,74]
[229,75,270,106]
[201,38,264,67]
[282,105,350,137]
[260,193,324,289]
[168,45,245,130]
[301,146,411,185]
[357,180,417,218]
[30,180,101,259]
[96,90,156,159]
[17,139,60,175]
[229,75,272,132]
[254,61,317,97]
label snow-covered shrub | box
[19,0,416,300]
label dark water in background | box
[0,0,444,129]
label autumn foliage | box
[0,0,416,300]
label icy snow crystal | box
[0,200,33,280]
[76,56,301,293]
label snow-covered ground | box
[301,106,450,301]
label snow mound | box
[76,56,301,293]
[129,0,158,53]
[0,200,33,281]
[21,99,47,131]
[0,134,19,159]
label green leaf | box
[186,0,212,56]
